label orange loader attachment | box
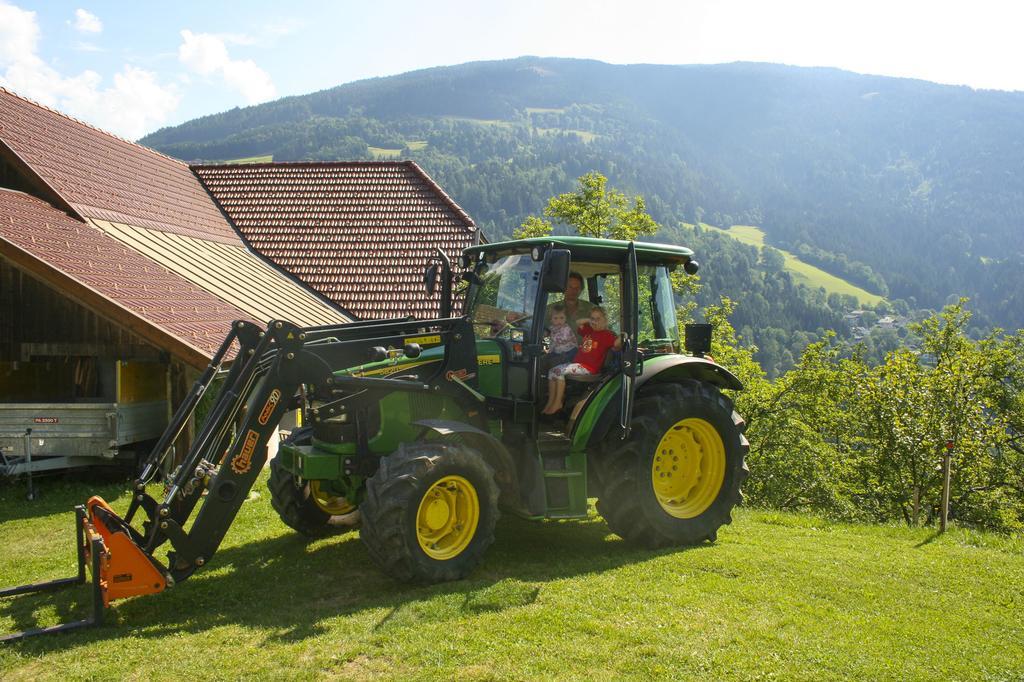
[85,497,167,606]
[1,497,168,643]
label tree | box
[741,335,863,516]
[515,171,659,240]
[739,300,1024,531]
[515,215,553,239]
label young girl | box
[541,306,622,415]
[546,303,578,367]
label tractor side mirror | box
[684,323,713,357]
[424,263,439,295]
[540,249,571,293]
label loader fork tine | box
[0,506,104,643]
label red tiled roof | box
[0,88,348,367]
[0,188,250,366]
[0,87,239,244]
[193,161,479,319]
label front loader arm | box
[2,315,481,641]
[161,322,304,580]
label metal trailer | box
[0,400,167,497]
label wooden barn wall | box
[1,257,198,460]
[0,257,162,362]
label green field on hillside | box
[368,146,403,159]
[705,224,885,306]
[443,116,514,129]
[225,154,273,164]
[2,474,1020,680]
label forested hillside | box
[142,57,1024,343]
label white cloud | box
[178,30,229,76]
[0,1,37,64]
[66,67,180,140]
[73,8,102,34]
[0,1,178,139]
[221,58,276,104]
[178,29,277,104]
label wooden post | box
[940,440,954,533]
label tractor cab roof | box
[465,236,694,266]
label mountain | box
[141,57,1024,334]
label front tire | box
[360,442,499,583]
[268,428,358,538]
[594,380,749,548]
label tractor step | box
[537,431,571,459]
[535,431,586,514]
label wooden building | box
[0,88,348,475]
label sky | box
[1,0,1022,140]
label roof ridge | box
[0,86,189,168]
[193,160,421,169]
[405,160,477,231]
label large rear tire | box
[594,380,748,548]
[268,428,358,538]
[360,442,499,583]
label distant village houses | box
[843,310,909,340]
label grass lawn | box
[1,473,1022,680]
[703,224,885,306]
[225,154,273,164]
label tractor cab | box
[461,237,697,430]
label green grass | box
[406,140,428,151]
[225,154,273,164]
[703,224,885,306]
[368,147,403,159]
[2,474,1022,680]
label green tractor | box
[1,237,748,640]
[270,236,749,582]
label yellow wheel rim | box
[415,475,480,560]
[652,418,726,519]
[309,480,356,515]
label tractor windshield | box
[466,254,541,339]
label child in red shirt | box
[541,306,622,415]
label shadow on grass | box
[2,513,708,651]
[914,531,943,548]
